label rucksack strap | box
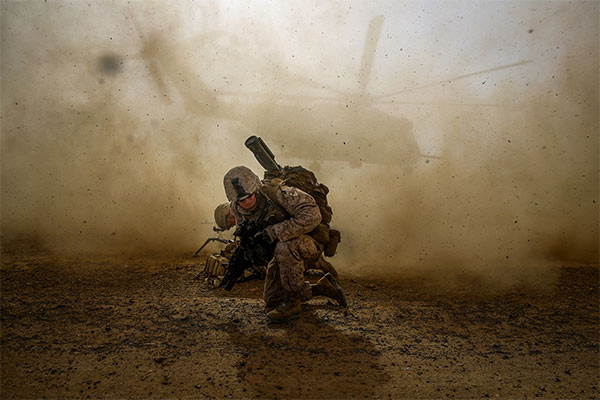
[259,180,289,218]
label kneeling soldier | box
[223,165,347,323]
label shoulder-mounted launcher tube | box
[245,136,282,172]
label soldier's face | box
[237,193,257,210]
[226,213,236,228]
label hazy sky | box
[1,0,598,283]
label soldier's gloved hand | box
[255,226,277,244]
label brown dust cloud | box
[1,1,598,285]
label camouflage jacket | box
[230,184,321,243]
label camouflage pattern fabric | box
[231,184,322,306]
[263,235,320,308]
[231,185,322,242]
[220,240,239,259]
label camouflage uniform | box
[231,184,322,308]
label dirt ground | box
[1,241,598,399]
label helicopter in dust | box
[109,14,529,168]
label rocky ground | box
[1,241,598,399]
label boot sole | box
[324,273,348,307]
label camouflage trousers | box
[263,235,321,309]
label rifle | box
[219,219,275,291]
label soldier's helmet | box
[223,166,261,202]
[214,203,232,230]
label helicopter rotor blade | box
[373,99,509,107]
[373,60,532,100]
[215,90,342,103]
[216,91,509,108]
[128,10,172,103]
[358,15,384,96]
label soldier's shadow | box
[221,310,390,399]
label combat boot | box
[267,299,302,323]
[311,273,348,307]
[315,256,338,277]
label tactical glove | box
[255,226,277,244]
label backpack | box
[264,166,332,223]
[263,166,340,256]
